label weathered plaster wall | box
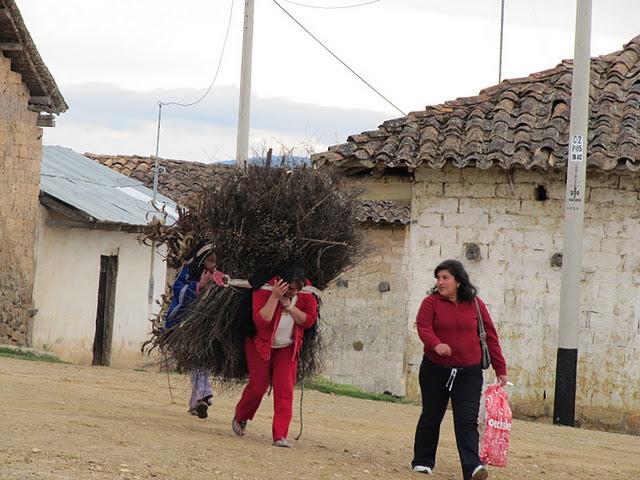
[321,223,410,396]
[0,53,42,346]
[31,208,167,367]
[341,175,412,202]
[406,165,640,433]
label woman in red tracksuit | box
[232,264,318,447]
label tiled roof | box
[0,0,67,113]
[88,153,410,225]
[312,35,640,175]
[85,153,233,206]
[356,200,410,225]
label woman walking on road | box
[412,259,507,480]
[232,264,318,447]
[165,242,224,419]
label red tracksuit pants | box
[235,337,298,441]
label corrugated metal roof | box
[41,146,177,226]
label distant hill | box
[215,155,310,166]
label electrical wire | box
[152,0,235,191]
[161,0,235,108]
[272,0,406,116]
[283,0,381,9]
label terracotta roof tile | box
[313,35,640,174]
[85,154,233,206]
[88,154,409,225]
[356,200,410,225]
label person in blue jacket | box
[165,242,219,419]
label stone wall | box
[322,223,410,395]
[0,53,42,346]
[406,165,640,434]
[319,176,411,394]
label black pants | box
[412,357,483,480]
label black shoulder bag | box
[474,298,491,369]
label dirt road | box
[1,357,638,479]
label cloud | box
[43,83,391,162]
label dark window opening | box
[535,185,548,201]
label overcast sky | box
[17,0,640,163]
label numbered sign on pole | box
[570,135,584,162]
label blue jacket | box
[164,266,198,329]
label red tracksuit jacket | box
[251,277,318,361]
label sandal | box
[272,438,292,448]
[232,417,247,436]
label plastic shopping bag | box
[479,384,511,467]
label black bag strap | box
[474,298,488,344]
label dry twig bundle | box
[144,163,366,383]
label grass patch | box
[303,376,406,403]
[0,347,65,363]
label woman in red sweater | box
[232,264,318,447]
[412,260,507,480]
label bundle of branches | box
[158,285,249,383]
[198,164,365,289]
[144,163,366,383]
[144,206,203,269]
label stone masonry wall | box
[0,53,42,345]
[406,165,640,434]
[321,223,410,396]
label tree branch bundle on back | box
[143,163,367,385]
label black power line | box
[161,0,236,108]
[283,0,381,9]
[272,0,406,116]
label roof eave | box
[0,1,68,114]
[40,193,146,232]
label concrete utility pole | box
[147,102,163,313]
[236,0,255,170]
[553,0,592,427]
[498,0,505,83]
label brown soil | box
[1,357,638,479]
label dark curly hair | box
[279,263,306,290]
[431,259,478,302]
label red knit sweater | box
[416,294,507,376]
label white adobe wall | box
[31,207,167,367]
[406,165,640,433]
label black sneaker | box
[195,400,208,419]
